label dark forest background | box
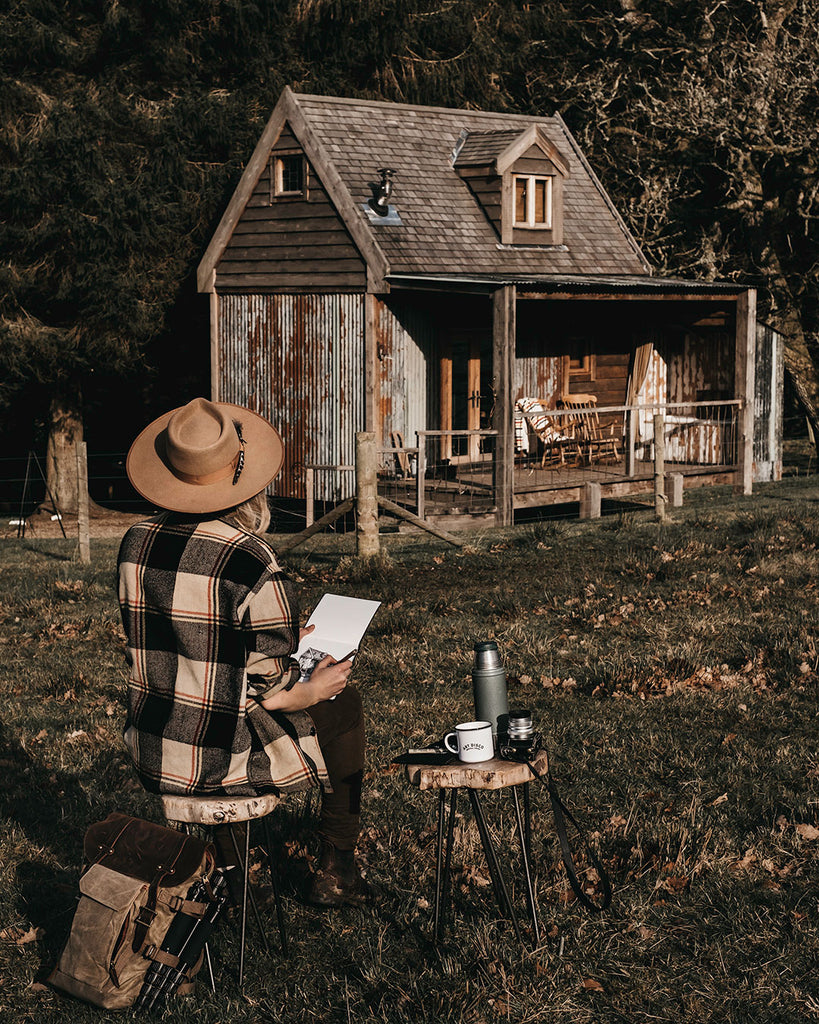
[1,0,817,507]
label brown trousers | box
[307,685,365,851]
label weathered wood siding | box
[218,293,365,499]
[215,123,367,293]
[753,323,783,482]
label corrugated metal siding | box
[754,324,783,481]
[375,299,434,445]
[219,293,365,500]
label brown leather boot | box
[309,841,369,907]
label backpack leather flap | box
[84,813,211,887]
[79,863,148,909]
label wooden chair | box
[515,398,580,468]
[559,393,621,465]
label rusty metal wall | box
[513,348,563,405]
[667,331,733,402]
[219,293,365,500]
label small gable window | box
[514,174,552,229]
[273,154,305,197]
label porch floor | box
[379,456,739,520]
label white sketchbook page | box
[295,593,381,680]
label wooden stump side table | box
[405,749,549,947]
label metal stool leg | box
[468,789,523,944]
[261,815,288,956]
[512,785,540,943]
[433,788,458,944]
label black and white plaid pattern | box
[117,513,328,796]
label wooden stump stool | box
[405,750,549,947]
[161,792,286,988]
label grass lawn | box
[1,477,818,1023]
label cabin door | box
[439,330,491,461]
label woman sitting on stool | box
[117,397,367,906]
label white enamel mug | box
[443,721,494,763]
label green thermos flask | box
[472,640,509,739]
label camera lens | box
[507,709,533,741]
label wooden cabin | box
[198,89,782,526]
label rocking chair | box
[559,394,621,465]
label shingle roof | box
[291,92,650,280]
[453,129,524,166]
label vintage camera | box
[498,709,542,762]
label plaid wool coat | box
[117,513,329,796]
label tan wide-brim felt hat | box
[126,398,284,513]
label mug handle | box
[443,732,458,754]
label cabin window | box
[273,154,305,197]
[566,340,595,381]
[514,174,552,229]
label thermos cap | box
[473,640,502,670]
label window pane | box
[278,156,303,194]
[515,178,527,223]
[534,179,549,224]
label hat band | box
[171,451,241,487]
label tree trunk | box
[45,387,83,516]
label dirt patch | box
[0,508,146,540]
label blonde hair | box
[224,491,271,535]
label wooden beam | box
[440,343,453,461]
[492,285,516,526]
[364,294,379,437]
[734,289,757,495]
[209,289,220,401]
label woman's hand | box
[299,623,316,644]
[307,654,352,704]
[259,653,353,711]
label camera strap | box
[526,757,612,913]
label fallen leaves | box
[0,926,44,945]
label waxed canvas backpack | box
[49,813,217,1009]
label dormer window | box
[272,154,305,197]
[453,124,569,247]
[514,174,552,229]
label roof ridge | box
[290,91,558,124]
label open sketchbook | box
[295,593,381,681]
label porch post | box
[492,285,516,527]
[735,289,757,496]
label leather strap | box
[527,757,612,912]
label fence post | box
[355,432,380,557]
[666,472,684,508]
[76,442,90,563]
[415,432,425,520]
[626,406,636,477]
[580,481,601,519]
[653,413,666,521]
[304,468,315,527]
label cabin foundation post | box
[355,431,380,557]
[492,285,516,528]
[735,289,756,496]
[580,482,601,519]
[666,472,684,508]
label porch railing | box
[301,402,741,527]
